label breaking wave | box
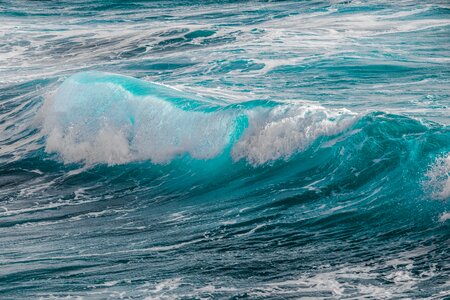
[40,71,357,166]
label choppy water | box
[1,1,450,299]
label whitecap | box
[425,153,450,200]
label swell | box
[7,72,436,197]
[0,72,425,219]
[1,71,449,223]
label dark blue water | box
[1,1,449,299]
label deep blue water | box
[1,1,450,299]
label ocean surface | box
[1,1,450,299]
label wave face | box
[1,1,450,299]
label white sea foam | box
[40,73,236,165]
[425,153,450,200]
[439,212,450,222]
[232,104,356,165]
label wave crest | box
[40,71,357,166]
[232,105,355,165]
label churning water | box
[1,1,449,299]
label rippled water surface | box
[1,1,449,299]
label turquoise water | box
[1,1,450,299]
